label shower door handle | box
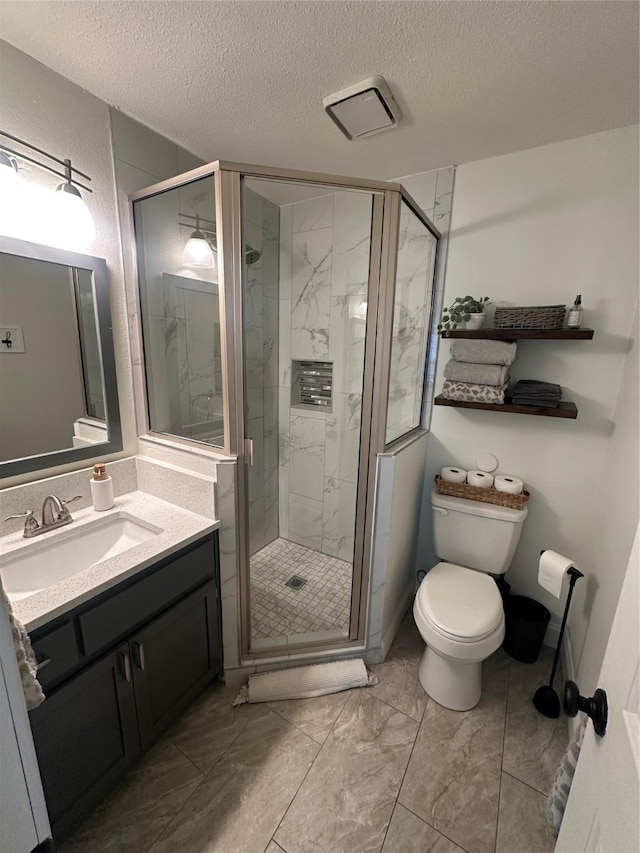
[244,438,254,466]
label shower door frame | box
[217,162,441,661]
[127,161,441,663]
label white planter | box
[465,313,486,330]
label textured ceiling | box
[1,1,638,179]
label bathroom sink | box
[0,513,163,601]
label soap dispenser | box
[90,462,114,511]
[567,294,583,329]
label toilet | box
[414,489,528,711]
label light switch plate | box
[0,326,25,353]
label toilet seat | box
[415,562,504,642]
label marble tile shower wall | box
[244,188,280,556]
[278,192,372,562]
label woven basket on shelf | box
[434,475,530,510]
[494,305,566,329]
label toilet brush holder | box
[533,563,584,719]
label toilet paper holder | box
[533,551,584,719]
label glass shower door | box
[239,176,378,653]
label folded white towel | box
[444,360,510,386]
[450,339,517,366]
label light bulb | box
[182,230,215,268]
[0,152,20,190]
[0,152,28,239]
[49,182,96,250]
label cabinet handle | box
[119,651,132,682]
[36,656,52,671]
[133,641,145,670]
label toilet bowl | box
[414,490,527,710]
[414,562,505,711]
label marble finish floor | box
[60,614,566,853]
[250,537,352,642]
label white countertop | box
[1,491,220,633]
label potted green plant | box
[438,295,491,334]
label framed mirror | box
[0,236,122,478]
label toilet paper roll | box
[539,550,577,598]
[466,470,494,489]
[441,466,467,484]
[494,475,524,495]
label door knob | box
[563,679,608,737]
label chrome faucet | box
[5,494,82,538]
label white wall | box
[421,126,639,679]
[574,304,639,692]
[368,434,428,658]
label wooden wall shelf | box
[442,327,594,341]
[437,327,593,418]
[434,396,578,419]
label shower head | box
[245,246,261,266]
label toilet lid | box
[418,563,504,641]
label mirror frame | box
[0,235,122,478]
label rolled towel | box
[512,391,562,400]
[450,339,517,366]
[442,379,507,404]
[444,360,510,386]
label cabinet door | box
[131,581,221,749]
[29,643,140,843]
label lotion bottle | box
[90,462,114,511]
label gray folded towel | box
[513,380,562,397]
[444,360,510,386]
[442,379,508,404]
[511,397,560,408]
[450,339,517,366]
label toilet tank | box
[431,490,528,575]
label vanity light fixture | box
[50,158,96,249]
[0,131,95,249]
[182,213,216,268]
[179,211,262,268]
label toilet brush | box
[533,564,584,718]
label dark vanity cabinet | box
[28,532,222,843]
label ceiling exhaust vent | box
[322,76,402,140]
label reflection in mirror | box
[0,254,105,461]
[133,174,224,448]
[0,236,121,478]
[74,268,105,420]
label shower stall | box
[131,162,440,660]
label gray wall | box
[0,255,85,460]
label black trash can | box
[495,577,511,606]
[503,595,550,663]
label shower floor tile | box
[250,538,352,641]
